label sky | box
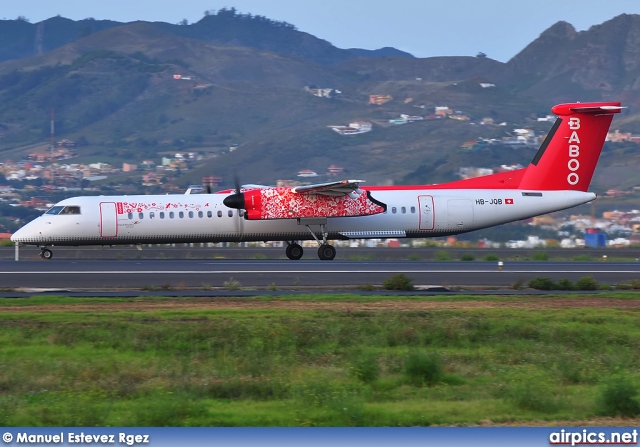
[4,1,640,62]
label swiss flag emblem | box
[505,198,514,204]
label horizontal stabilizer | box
[554,104,624,114]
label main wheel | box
[317,244,336,261]
[40,248,53,260]
[286,243,304,260]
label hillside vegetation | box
[1,10,640,189]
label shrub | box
[532,251,549,261]
[528,277,557,290]
[382,274,414,291]
[483,253,499,261]
[556,278,574,290]
[575,276,598,291]
[460,253,475,261]
[433,250,451,261]
[404,351,443,386]
[351,352,380,384]
[504,377,563,413]
[223,277,242,290]
[598,374,640,417]
[512,278,526,290]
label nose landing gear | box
[39,248,53,260]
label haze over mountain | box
[0,9,639,191]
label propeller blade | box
[234,173,242,196]
[223,172,245,209]
[236,174,244,240]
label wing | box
[292,179,365,197]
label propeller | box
[223,174,245,210]
[223,174,245,240]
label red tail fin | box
[518,102,622,191]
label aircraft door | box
[99,202,118,238]
[447,199,474,230]
[418,195,434,230]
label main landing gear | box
[285,242,304,260]
[39,248,53,260]
[285,218,337,261]
[317,244,336,261]
[285,241,336,260]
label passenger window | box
[401,207,406,214]
[198,211,203,218]
[169,212,174,219]
[392,207,397,214]
[189,211,194,218]
[411,206,416,214]
[159,212,165,219]
[228,210,233,217]
[179,211,184,218]
[149,212,155,219]
[138,212,144,219]
[207,211,213,218]
[239,210,244,217]
[128,213,133,220]
[217,211,222,218]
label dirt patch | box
[2,296,640,313]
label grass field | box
[1,294,640,426]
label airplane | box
[10,101,622,261]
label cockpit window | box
[61,206,80,214]
[46,205,81,215]
[45,206,65,215]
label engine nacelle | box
[240,188,386,220]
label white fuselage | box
[11,189,595,246]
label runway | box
[0,258,638,290]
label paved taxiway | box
[0,258,638,289]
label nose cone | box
[10,219,43,244]
[11,225,29,243]
[223,193,245,210]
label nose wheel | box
[39,248,53,260]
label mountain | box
[0,8,406,66]
[346,47,415,59]
[0,11,640,192]
[504,14,640,104]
